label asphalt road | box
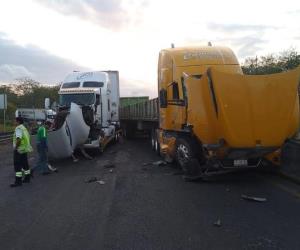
[0,138,300,250]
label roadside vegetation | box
[0,78,59,132]
[242,48,300,75]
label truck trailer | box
[120,46,300,176]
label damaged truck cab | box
[58,71,120,152]
[157,46,300,175]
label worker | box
[11,117,33,187]
[34,121,51,175]
[44,121,58,173]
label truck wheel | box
[154,138,160,156]
[151,130,156,151]
[114,132,119,143]
[176,137,201,176]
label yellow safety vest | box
[13,124,33,154]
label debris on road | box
[152,160,167,166]
[142,162,150,166]
[241,194,267,202]
[213,219,222,227]
[109,169,113,173]
[102,160,115,169]
[97,180,106,185]
[226,188,230,192]
[85,177,98,183]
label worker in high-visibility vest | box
[11,117,33,187]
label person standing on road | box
[34,121,51,175]
[11,117,33,187]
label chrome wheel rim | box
[177,144,190,165]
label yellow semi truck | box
[121,46,300,176]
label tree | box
[0,79,60,126]
[242,49,300,75]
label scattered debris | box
[213,219,222,227]
[85,177,98,183]
[97,180,105,185]
[152,160,167,166]
[109,150,117,155]
[104,163,115,169]
[142,162,150,166]
[48,164,58,173]
[241,194,267,202]
[109,169,113,173]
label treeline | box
[242,48,300,74]
[0,78,60,123]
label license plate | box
[234,159,248,166]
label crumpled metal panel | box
[48,103,90,159]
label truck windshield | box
[59,93,95,106]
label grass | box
[0,122,14,133]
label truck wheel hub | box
[177,144,189,164]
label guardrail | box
[0,132,13,143]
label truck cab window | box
[159,89,167,108]
[172,82,179,100]
[96,95,100,105]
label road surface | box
[0,138,300,250]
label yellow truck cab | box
[157,46,300,176]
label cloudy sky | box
[0,0,299,97]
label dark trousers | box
[13,150,30,183]
[34,143,49,173]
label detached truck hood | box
[209,66,300,148]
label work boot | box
[23,174,31,183]
[10,177,22,187]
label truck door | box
[165,80,186,131]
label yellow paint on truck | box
[158,46,300,174]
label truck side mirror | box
[159,89,167,108]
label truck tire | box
[154,138,160,156]
[176,137,201,176]
[151,130,156,151]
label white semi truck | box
[47,71,121,159]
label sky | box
[0,0,299,97]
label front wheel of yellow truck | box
[175,137,205,178]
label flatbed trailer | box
[120,98,159,138]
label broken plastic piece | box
[152,160,167,166]
[97,180,105,185]
[213,219,222,227]
[85,177,98,183]
[241,194,267,202]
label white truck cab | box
[58,71,120,150]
